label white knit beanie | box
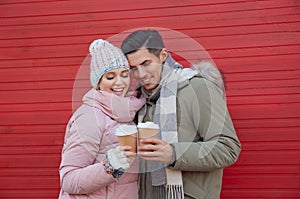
[89,39,129,88]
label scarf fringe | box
[166,184,184,199]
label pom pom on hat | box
[89,39,129,88]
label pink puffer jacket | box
[58,89,145,199]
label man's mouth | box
[140,76,152,85]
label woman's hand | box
[106,146,130,170]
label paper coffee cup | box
[137,122,159,147]
[115,124,137,153]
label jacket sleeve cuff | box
[168,144,177,168]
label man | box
[121,29,241,199]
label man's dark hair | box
[121,29,165,57]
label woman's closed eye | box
[121,71,129,78]
[105,75,115,80]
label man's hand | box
[138,138,174,164]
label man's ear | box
[160,48,168,62]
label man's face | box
[126,48,167,91]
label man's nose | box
[137,67,147,79]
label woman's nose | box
[115,76,123,85]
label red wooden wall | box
[0,0,299,198]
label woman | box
[58,39,145,199]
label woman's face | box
[97,68,130,97]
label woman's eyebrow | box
[105,71,115,75]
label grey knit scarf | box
[137,54,225,199]
[138,55,196,199]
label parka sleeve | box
[59,109,116,194]
[171,78,241,171]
